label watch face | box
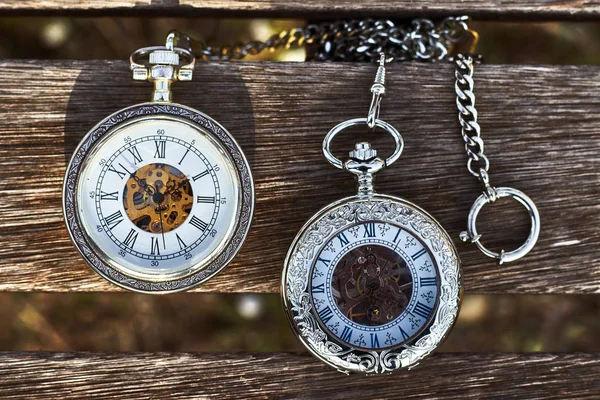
[282,195,460,374]
[310,224,438,350]
[64,103,254,292]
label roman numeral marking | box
[411,248,427,261]
[107,163,130,180]
[363,222,376,238]
[317,257,331,267]
[123,228,138,249]
[154,140,166,158]
[178,149,190,165]
[192,170,209,181]
[196,196,215,204]
[399,326,410,340]
[317,306,334,325]
[340,326,353,342]
[127,146,143,164]
[393,227,403,243]
[370,333,380,348]
[311,283,325,294]
[100,191,118,201]
[413,301,433,319]
[336,232,350,247]
[419,277,437,287]
[189,216,208,231]
[151,237,160,256]
[176,233,187,250]
[104,211,123,230]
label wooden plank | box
[0,0,599,19]
[0,61,599,294]
[0,352,598,399]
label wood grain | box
[0,0,599,19]
[0,61,599,294]
[0,352,598,399]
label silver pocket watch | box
[63,33,254,293]
[282,53,541,374]
[282,57,462,374]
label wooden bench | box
[1,2,599,398]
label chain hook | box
[478,168,499,202]
[367,54,388,129]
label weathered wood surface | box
[0,0,599,19]
[0,61,599,293]
[0,352,598,399]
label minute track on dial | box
[310,223,438,350]
[92,128,225,263]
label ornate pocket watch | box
[282,57,461,374]
[63,33,254,293]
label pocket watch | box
[63,33,254,293]
[282,56,461,374]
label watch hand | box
[158,206,166,250]
[129,171,156,199]
[149,183,166,250]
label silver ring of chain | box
[464,187,541,264]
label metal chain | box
[454,53,491,181]
[177,16,474,62]
[454,54,541,264]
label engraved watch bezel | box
[282,194,461,374]
[63,102,254,293]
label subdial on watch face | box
[309,222,439,350]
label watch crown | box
[349,142,377,161]
[149,50,180,65]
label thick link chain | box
[177,16,474,62]
[454,53,489,179]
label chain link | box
[177,16,473,62]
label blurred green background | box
[0,18,598,353]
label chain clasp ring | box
[460,187,541,264]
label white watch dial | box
[76,116,240,280]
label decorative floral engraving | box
[377,223,390,236]
[404,237,417,249]
[324,241,336,253]
[283,195,461,374]
[419,260,433,273]
[63,103,254,292]
[328,321,340,335]
[421,290,434,304]
[353,334,367,348]
[385,332,397,346]
[409,317,422,330]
